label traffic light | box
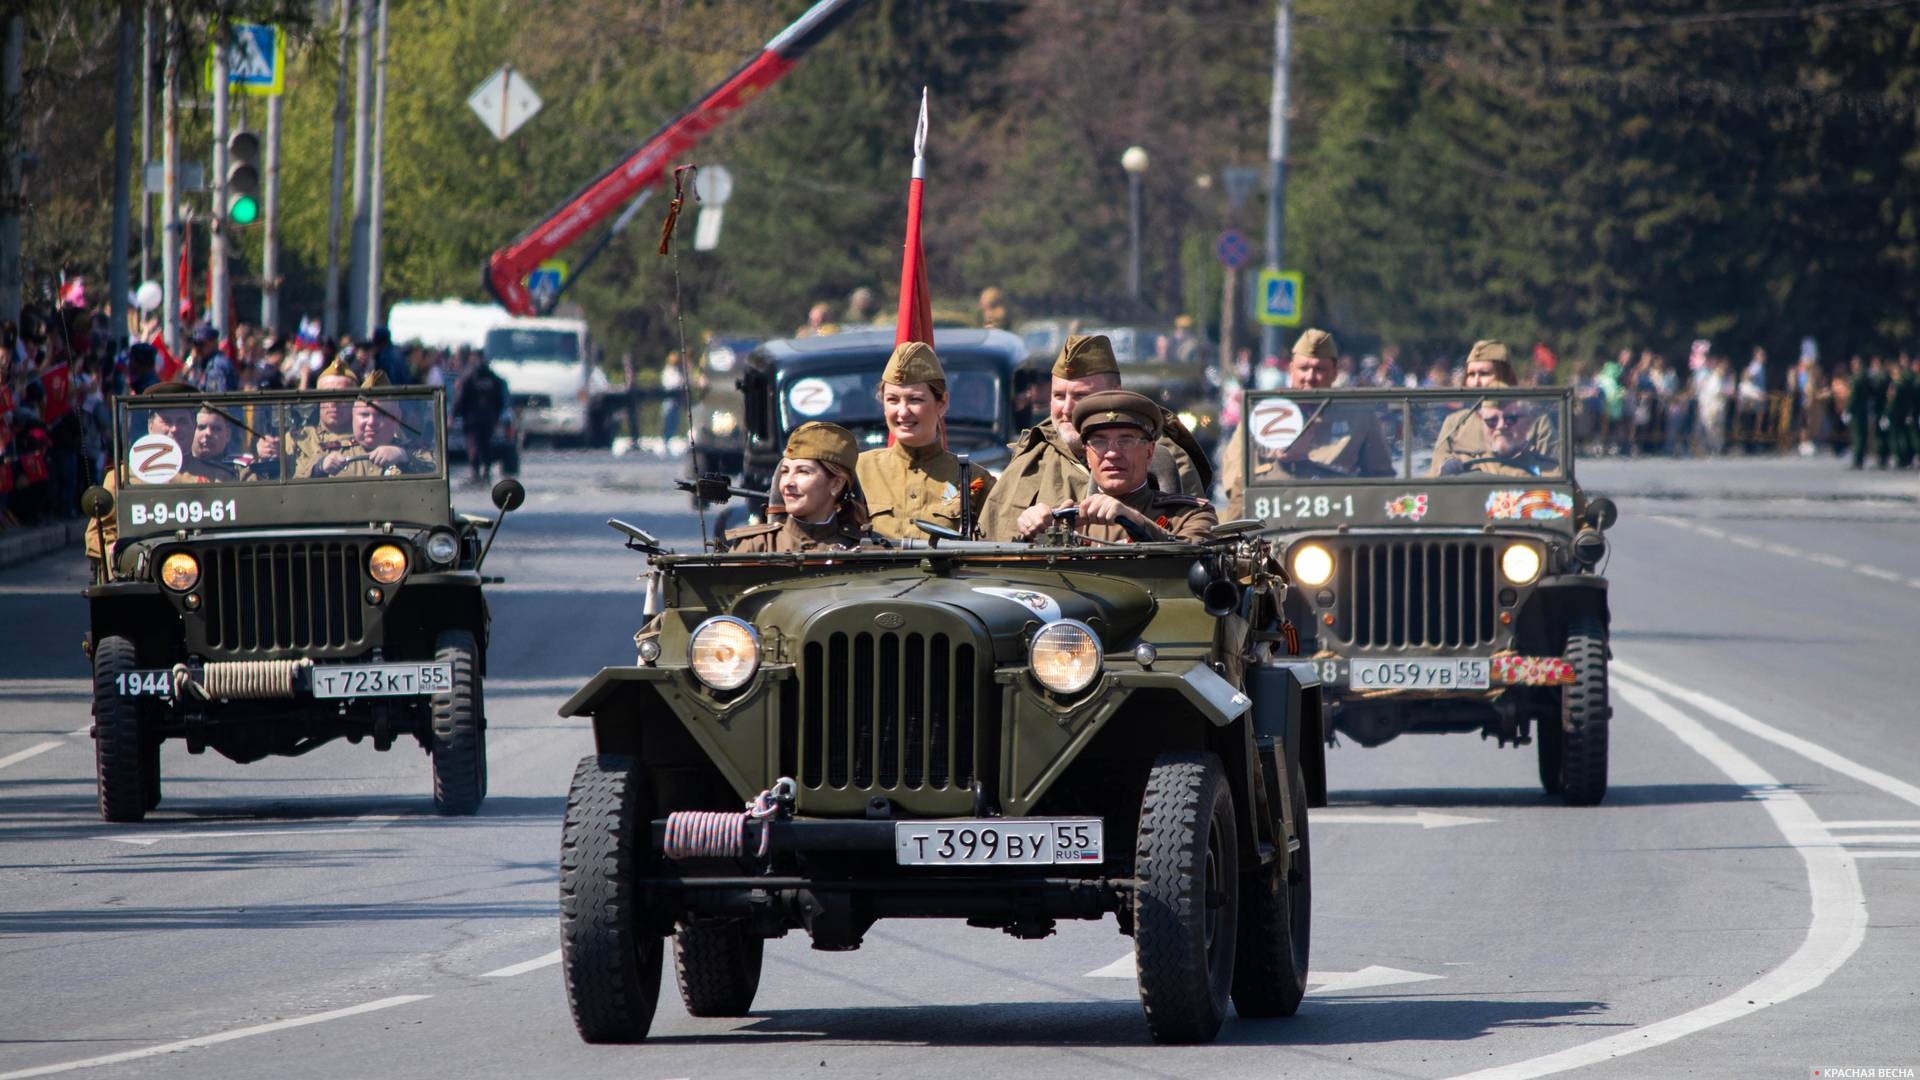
[226,129,260,226]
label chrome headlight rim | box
[1028,618,1103,696]
[159,551,200,592]
[367,543,409,585]
[689,615,762,692]
[1501,542,1543,585]
[424,531,460,567]
[1291,542,1334,587]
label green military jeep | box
[81,386,524,822]
[556,523,1324,1044]
[1238,387,1616,804]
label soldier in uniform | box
[723,422,875,553]
[976,334,1209,540]
[292,358,362,477]
[1427,340,1557,474]
[1437,400,1559,477]
[1009,390,1216,543]
[178,406,240,483]
[1220,328,1394,517]
[326,372,436,478]
[88,381,198,563]
[855,341,996,540]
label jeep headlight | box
[160,552,200,591]
[1029,620,1102,695]
[425,531,459,566]
[1177,410,1200,432]
[690,616,760,692]
[708,409,738,437]
[1501,543,1542,585]
[368,543,408,585]
[1291,543,1334,586]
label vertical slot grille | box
[798,626,985,794]
[202,542,364,652]
[1334,540,1498,649]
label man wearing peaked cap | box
[977,333,1210,540]
[856,341,995,540]
[1010,389,1216,543]
[1428,340,1557,473]
[1220,327,1393,518]
[291,357,362,477]
[726,421,877,553]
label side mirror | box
[491,477,526,512]
[1583,495,1617,531]
[81,485,115,520]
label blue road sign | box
[1216,229,1252,270]
[1256,269,1303,327]
[209,23,284,96]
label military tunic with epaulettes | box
[1073,484,1217,544]
[723,514,872,553]
[854,341,996,540]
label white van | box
[387,300,611,444]
[387,299,508,352]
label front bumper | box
[1308,652,1575,693]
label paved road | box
[2,453,1916,1079]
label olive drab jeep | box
[555,522,1324,1045]
[80,386,525,822]
[1238,387,1617,804]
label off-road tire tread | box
[93,635,147,823]
[1560,619,1610,805]
[430,629,485,815]
[1134,752,1237,1044]
[559,754,662,1043]
[1232,755,1310,1018]
[673,924,764,1017]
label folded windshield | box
[781,364,1002,429]
[119,390,443,485]
[1244,391,1567,482]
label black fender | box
[1245,661,1328,810]
[1512,575,1610,656]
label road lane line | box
[482,950,561,978]
[1845,850,1920,859]
[1855,564,1903,582]
[0,740,63,771]
[1825,821,1920,829]
[1446,681,1867,1080]
[1615,661,1920,811]
[1313,810,1493,829]
[0,994,431,1080]
[1826,835,1920,845]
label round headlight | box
[1029,620,1102,695]
[708,409,738,437]
[368,543,408,585]
[1501,543,1542,585]
[690,616,760,692]
[160,552,200,591]
[426,532,459,566]
[1291,543,1334,586]
[1177,410,1200,432]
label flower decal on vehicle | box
[1485,489,1573,521]
[1385,493,1429,522]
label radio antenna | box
[661,164,710,549]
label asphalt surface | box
[2,451,1917,1079]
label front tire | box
[1232,751,1310,1018]
[1552,618,1611,805]
[560,755,663,1043]
[429,629,486,815]
[673,923,764,1017]
[92,635,149,823]
[1134,752,1239,1044]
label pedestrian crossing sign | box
[207,23,284,97]
[1256,269,1303,327]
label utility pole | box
[365,0,388,334]
[111,1,137,340]
[209,18,229,336]
[139,1,154,288]
[1259,0,1293,363]
[346,0,373,339]
[261,92,281,331]
[323,0,351,337]
[0,15,23,326]
[160,4,181,356]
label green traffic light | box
[229,194,259,226]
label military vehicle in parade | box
[555,515,1323,1045]
[1017,318,1225,454]
[1237,386,1616,804]
[80,385,524,822]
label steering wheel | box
[1278,458,1346,480]
[1439,455,1504,476]
[1047,504,1156,544]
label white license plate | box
[311,662,453,699]
[895,819,1104,867]
[1348,658,1489,690]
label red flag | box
[178,222,195,323]
[894,88,933,347]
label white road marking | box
[1448,681,1868,1080]
[1644,517,1912,589]
[1825,820,1920,829]
[0,678,90,694]
[0,740,63,771]
[1615,661,1920,811]
[106,814,403,846]
[482,950,561,978]
[1845,850,1920,859]
[1313,810,1493,829]
[1827,835,1920,845]
[1084,955,1132,978]
[1084,954,1444,995]
[1855,564,1903,582]
[0,994,431,1080]
[1806,552,1850,569]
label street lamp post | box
[1121,145,1149,304]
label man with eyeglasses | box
[1428,340,1556,474]
[1437,399,1560,477]
[1221,328,1394,517]
[1006,389,1216,543]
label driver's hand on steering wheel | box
[1016,500,1072,540]
[319,450,349,475]
[368,445,407,468]
[1438,456,1466,476]
[1078,492,1146,530]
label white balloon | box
[135,281,164,312]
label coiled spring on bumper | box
[172,658,311,701]
[662,777,796,860]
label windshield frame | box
[483,326,583,364]
[1240,387,1574,487]
[775,355,1009,439]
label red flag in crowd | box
[893,88,933,348]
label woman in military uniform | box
[724,422,873,553]
[855,341,993,540]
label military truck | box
[555,520,1323,1045]
[81,385,524,822]
[1237,387,1616,804]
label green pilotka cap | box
[1052,334,1120,380]
[784,421,860,474]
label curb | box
[0,519,90,569]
